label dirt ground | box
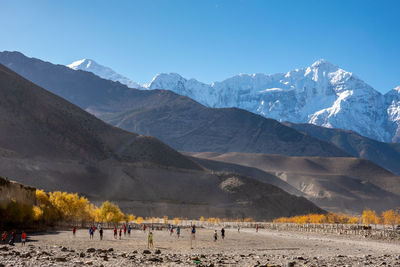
[1,227,400,266]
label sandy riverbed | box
[1,227,399,266]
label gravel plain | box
[1,227,399,266]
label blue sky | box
[1,0,399,92]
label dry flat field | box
[1,227,400,266]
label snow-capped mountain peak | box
[67,59,142,89]
[310,59,338,70]
[68,58,91,70]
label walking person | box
[72,227,76,237]
[1,232,7,244]
[21,231,26,246]
[99,228,103,240]
[213,230,218,242]
[148,231,154,249]
[170,225,174,236]
[237,225,240,233]
[119,228,122,240]
[221,227,225,240]
[113,227,117,239]
[177,226,181,239]
[256,224,259,233]
[128,225,131,236]
[123,224,127,236]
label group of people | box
[1,231,26,246]
[72,223,260,247]
[213,227,225,241]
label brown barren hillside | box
[190,152,400,214]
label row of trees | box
[33,190,137,226]
[273,209,400,229]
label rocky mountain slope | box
[189,152,400,214]
[66,56,400,143]
[0,63,323,220]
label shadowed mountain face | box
[0,63,323,220]
[0,51,349,158]
[189,152,400,214]
[284,122,400,176]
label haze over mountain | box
[189,152,400,214]
[0,63,323,220]
[67,57,400,143]
[0,51,348,158]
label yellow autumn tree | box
[362,209,380,227]
[381,209,399,229]
[136,216,144,225]
[98,201,124,224]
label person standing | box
[190,225,196,249]
[21,231,26,246]
[1,232,7,244]
[256,224,259,233]
[148,231,154,249]
[221,227,225,240]
[123,224,127,236]
[237,225,240,233]
[89,226,94,240]
[170,225,174,236]
[213,230,218,242]
[99,228,103,240]
[113,227,117,239]
[72,227,76,237]
[128,225,131,236]
[177,226,181,239]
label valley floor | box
[1,228,399,266]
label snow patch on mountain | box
[67,59,143,89]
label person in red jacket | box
[1,232,7,244]
[21,231,27,246]
[113,227,117,239]
[72,227,76,237]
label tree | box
[98,201,124,224]
[381,210,399,229]
[362,209,380,228]
[136,216,144,225]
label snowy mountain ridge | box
[67,59,143,89]
[67,59,400,142]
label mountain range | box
[0,62,324,220]
[67,57,400,143]
[1,51,400,213]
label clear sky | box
[1,0,399,93]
